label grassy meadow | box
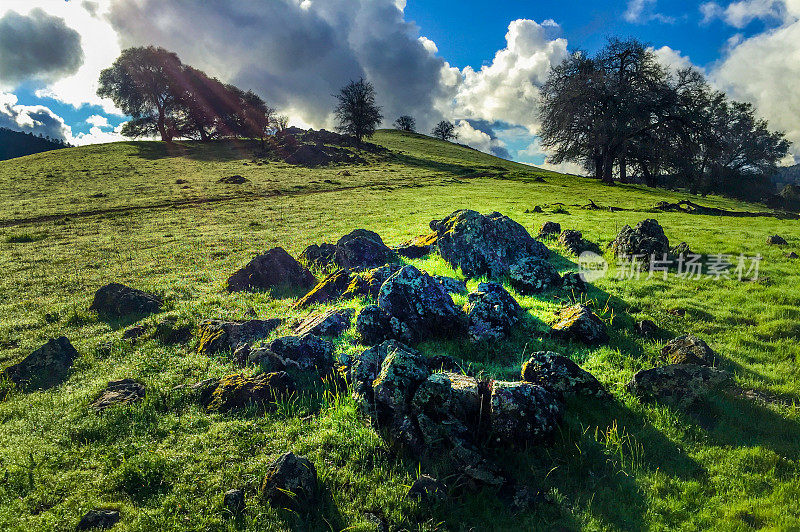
[0,130,799,531]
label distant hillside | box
[777,164,800,186]
[0,127,69,161]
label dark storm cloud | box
[0,9,84,84]
[106,0,447,130]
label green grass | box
[0,130,798,530]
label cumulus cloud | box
[700,0,791,27]
[86,114,110,128]
[455,120,511,159]
[624,0,676,23]
[0,9,84,86]
[651,45,697,74]
[0,91,71,140]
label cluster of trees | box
[539,39,790,198]
[0,127,72,162]
[392,114,458,142]
[98,47,285,145]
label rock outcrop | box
[464,282,522,342]
[227,247,317,293]
[521,352,607,399]
[611,219,670,258]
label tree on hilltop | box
[432,120,457,142]
[334,78,383,149]
[394,115,416,132]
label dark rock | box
[560,272,587,294]
[223,489,245,516]
[202,372,295,412]
[355,305,393,346]
[767,235,788,245]
[377,265,463,344]
[611,219,670,258]
[395,232,438,259]
[434,275,467,294]
[218,175,248,184]
[661,335,718,366]
[670,242,693,257]
[334,229,394,271]
[558,230,592,255]
[372,342,431,421]
[464,282,522,342]
[294,269,352,309]
[299,243,337,270]
[196,319,282,356]
[407,474,447,503]
[509,257,561,294]
[430,210,549,279]
[342,264,402,300]
[284,144,332,167]
[294,308,352,337]
[261,452,318,510]
[521,352,607,399]
[91,379,146,411]
[350,340,415,406]
[76,509,120,530]
[89,283,162,319]
[627,364,732,408]
[538,221,561,238]
[788,252,799,259]
[121,325,147,340]
[412,372,485,449]
[489,381,563,446]
[636,319,659,338]
[1,337,77,390]
[268,334,334,373]
[151,316,192,345]
[551,305,609,345]
[227,247,317,293]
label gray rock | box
[560,272,587,294]
[464,282,522,342]
[299,243,337,270]
[91,379,146,411]
[342,264,402,300]
[268,334,334,373]
[661,335,718,366]
[407,474,447,503]
[196,319,282,356]
[1,337,77,391]
[261,453,318,510]
[90,283,162,319]
[558,229,591,255]
[509,257,561,294]
[636,319,659,338]
[201,372,295,413]
[434,275,467,294]
[521,352,607,399]
[334,229,394,271]
[611,219,670,258]
[223,489,245,516]
[294,308,352,337]
[355,305,393,346]
[76,509,120,530]
[227,247,318,293]
[489,381,563,446]
[627,364,732,408]
[538,221,561,238]
[551,305,609,345]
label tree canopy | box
[432,120,457,142]
[394,115,416,132]
[334,79,383,149]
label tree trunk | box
[601,150,615,185]
[157,106,169,143]
[594,153,603,180]
[619,156,627,183]
[642,163,654,187]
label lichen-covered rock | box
[551,305,609,345]
[261,452,318,510]
[372,342,431,424]
[196,319,282,356]
[670,242,693,257]
[464,282,522,342]
[627,364,732,408]
[412,372,485,448]
[538,221,561,238]
[227,247,318,293]
[91,379,146,411]
[355,305,393,346]
[661,335,718,366]
[90,283,162,319]
[558,230,591,255]
[407,474,447,503]
[509,257,561,294]
[767,235,788,245]
[434,275,467,294]
[396,232,438,259]
[377,265,464,344]
[294,308,352,337]
[223,489,245,516]
[202,372,295,412]
[521,352,607,399]
[350,341,404,405]
[430,210,549,279]
[611,219,670,258]
[293,269,352,309]
[560,272,587,294]
[334,229,394,270]
[1,337,77,391]
[268,334,334,373]
[299,243,337,270]
[342,264,402,300]
[489,381,563,446]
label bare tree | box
[432,120,457,141]
[334,78,383,149]
[394,115,416,132]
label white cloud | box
[651,45,696,74]
[454,120,509,159]
[624,0,676,24]
[0,91,71,140]
[86,114,110,128]
[699,0,795,27]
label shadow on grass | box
[129,140,258,162]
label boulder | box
[76,509,120,530]
[661,335,718,366]
[342,264,402,300]
[560,272,587,294]
[558,230,592,255]
[91,379,146,411]
[122,325,147,340]
[334,229,394,271]
[223,489,245,516]
[434,275,467,294]
[767,235,788,245]
[299,243,337,270]
[788,252,799,259]
[412,372,485,448]
[489,381,563,446]
[509,257,561,294]
[430,210,549,279]
[627,364,732,408]
[284,144,332,167]
[227,247,317,293]
[294,308,352,337]
[355,305,393,346]
[202,372,295,413]
[196,319,282,356]
[551,305,609,345]
[267,334,334,373]
[349,340,419,408]
[521,352,607,399]
[293,269,352,309]
[670,242,693,257]
[636,319,659,338]
[261,452,318,510]
[407,474,447,503]
[377,265,463,344]
[464,282,522,342]
[1,337,77,390]
[611,219,670,258]
[89,283,162,319]
[372,342,431,421]
[218,174,248,184]
[395,232,438,259]
[538,221,561,238]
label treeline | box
[98,47,286,145]
[539,39,790,200]
[0,127,71,162]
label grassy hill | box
[0,130,798,531]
